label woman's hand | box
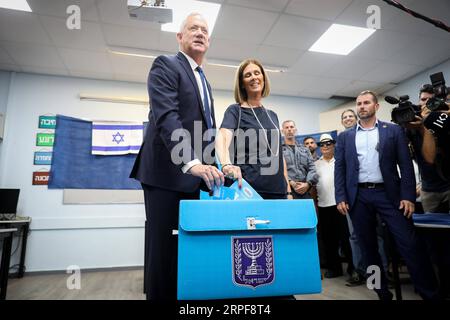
[222,164,243,188]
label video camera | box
[423,72,449,138]
[426,72,449,112]
[386,95,421,125]
[386,72,449,135]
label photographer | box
[405,84,450,214]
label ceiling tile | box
[69,70,115,81]
[388,36,450,67]
[383,0,450,40]
[40,16,106,50]
[108,53,152,78]
[226,0,290,12]
[334,0,402,28]
[207,38,259,63]
[359,62,422,84]
[286,0,353,21]
[114,73,147,84]
[2,42,65,69]
[336,80,386,97]
[20,65,69,77]
[269,72,311,94]
[28,0,100,21]
[212,5,279,44]
[263,14,330,50]
[0,63,21,72]
[302,76,352,93]
[326,57,380,80]
[349,29,417,61]
[158,32,180,54]
[289,51,343,75]
[203,64,237,91]
[0,9,52,45]
[103,24,160,50]
[255,45,300,67]
[58,48,112,73]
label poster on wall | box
[33,171,50,185]
[34,151,53,165]
[38,115,56,129]
[36,132,55,146]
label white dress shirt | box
[315,156,336,207]
[355,120,383,183]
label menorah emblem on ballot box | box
[244,242,265,275]
[232,236,274,288]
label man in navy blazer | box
[130,13,224,300]
[335,90,438,300]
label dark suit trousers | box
[350,187,439,300]
[142,183,199,300]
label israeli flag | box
[92,121,143,155]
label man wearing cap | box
[315,133,354,279]
[282,120,318,199]
[334,90,439,300]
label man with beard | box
[303,136,318,161]
[334,90,439,300]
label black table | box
[0,216,31,278]
[0,228,17,300]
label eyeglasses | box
[318,141,334,147]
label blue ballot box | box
[177,199,322,300]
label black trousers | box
[317,205,353,274]
[142,183,199,301]
[350,187,439,300]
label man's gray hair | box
[178,12,206,33]
[282,120,296,128]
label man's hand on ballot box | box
[189,164,225,190]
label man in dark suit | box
[334,90,439,300]
[130,13,224,300]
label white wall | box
[0,72,342,272]
[319,98,393,133]
[0,71,11,171]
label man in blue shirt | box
[335,90,439,300]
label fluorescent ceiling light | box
[207,58,287,73]
[109,50,156,59]
[79,94,148,105]
[162,0,221,35]
[108,46,167,59]
[309,24,376,55]
[0,0,32,12]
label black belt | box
[358,182,384,189]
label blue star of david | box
[112,132,125,144]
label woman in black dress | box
[216,59,292,200]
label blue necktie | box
[196,66,213,129]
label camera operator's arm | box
[421,106,437,164]
[422,129,437,164]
